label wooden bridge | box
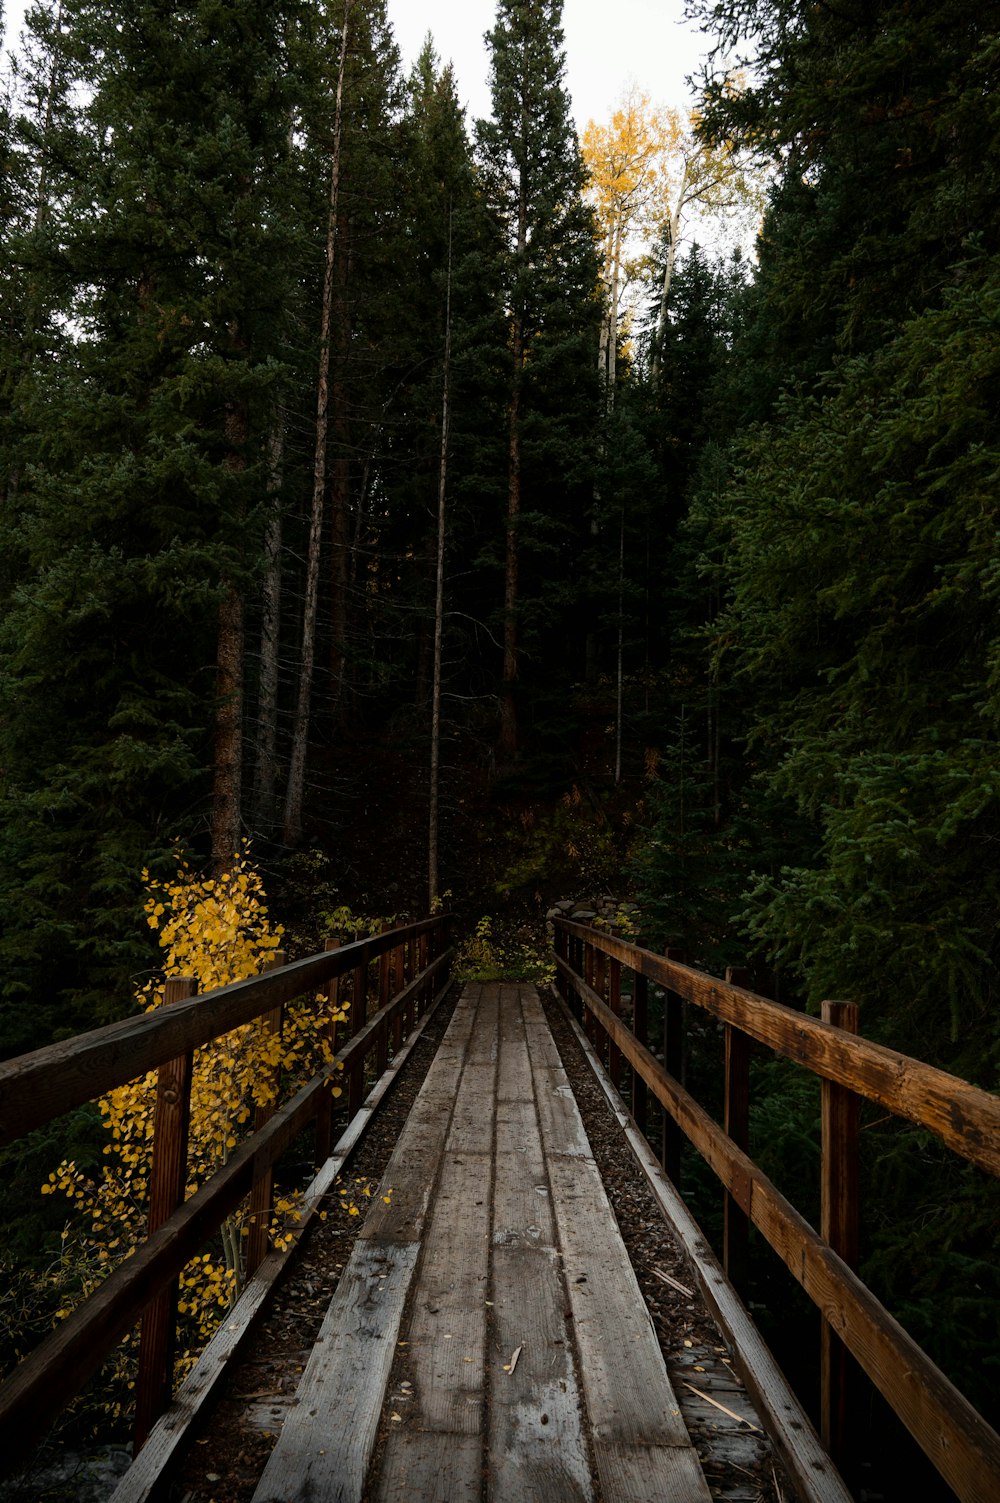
[0,915,998,1501]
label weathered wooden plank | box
[375,1431,482,1501]
[361,990,478,1246]
[522,992,591,1159]
[395,1149,492,1436]
[554,988,862,1503]
[250,1240,419,1503]
[448,1062,498,1154]
[493,1099,555,1249]
[109,990,451,1503]
[489,1244,593,1502]
[555,927,1000,1177]
[547,1153,692,1450]
[0,925,451,1148]
[564,971,1000,1503]
[594,1442,712,1503]
[497,986,531,1101]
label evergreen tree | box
[0,0,309,1046]
[476,0,601,764]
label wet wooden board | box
[375,1431,482,1501]
[393,1149,492,1436]
[250,1240,419,1503]
[489,1244,594,1502]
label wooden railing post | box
[392,937,405,1053]
[662,948,685,1186]
[632,963,649,1136]
[821,999,860,1469]
[723,965,752,1298]
[554,923,567,1004]
[246,950,287,1278]
[315,938,342,1167]
[376,923,391,1074]
[349,948,367,1117]
[593,940,608,1068]
[607,949,623,1091]
[134,976,197,1453]
[584,936,597,1046]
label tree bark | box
[499,166,528,763]
[252,415,284,830]
[428,204,453,908]
[653,167,687,366]
[212,582,244,872]
[283,2,350,847]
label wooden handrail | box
[553,921,1000,1503]
[0,917,452,1471]
[0,917,445,1149]
[556,919,1000,1177]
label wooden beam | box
[0,918,449,1148]
[554,989,851,1503]
[554,956,1000,1503]
[820,1000,860,1470]
[555,921,1000,1178]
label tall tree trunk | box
[614,506,625,786]
[329,223,352,696]
[212,313,250,870]
[212,582,244,871]
[499,170,528,763]
[283,2,350,847]
[252,415,284,830]
[653,172,686,370]
[428,204,453,909]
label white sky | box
[387,0,716,129]
[3,1,718,129]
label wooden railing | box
[553,918,1000,1503]
[0,914,452,1471]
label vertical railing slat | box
[246,950,288,1278]
[821,999,861,1469]
[723,965,753,1298]
[133,975,197,1453]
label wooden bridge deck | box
[251,982,713,1502]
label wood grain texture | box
[375,1432,482,1501]
[488,1245,593,1503]
[493,1099,555,1249]
[547,1153,692,1451]
[0,924,451,1147]
[393,1149,492,1435]
[594,1442,713,1502]
[555,924,1000,1177]
[109,990,451,1503]
[562,967,1000,1503]
[250,1240,420,1503]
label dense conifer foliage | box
[0,0,998,1467]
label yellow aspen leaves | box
[41,846,351,1404]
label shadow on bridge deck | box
[248,981,715,1501]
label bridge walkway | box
[251,981,715,1502]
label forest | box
[0,0,998,1484]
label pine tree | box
[476,0,601,763]
[0,0,310,1044]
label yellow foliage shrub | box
[44,847,350,1407]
